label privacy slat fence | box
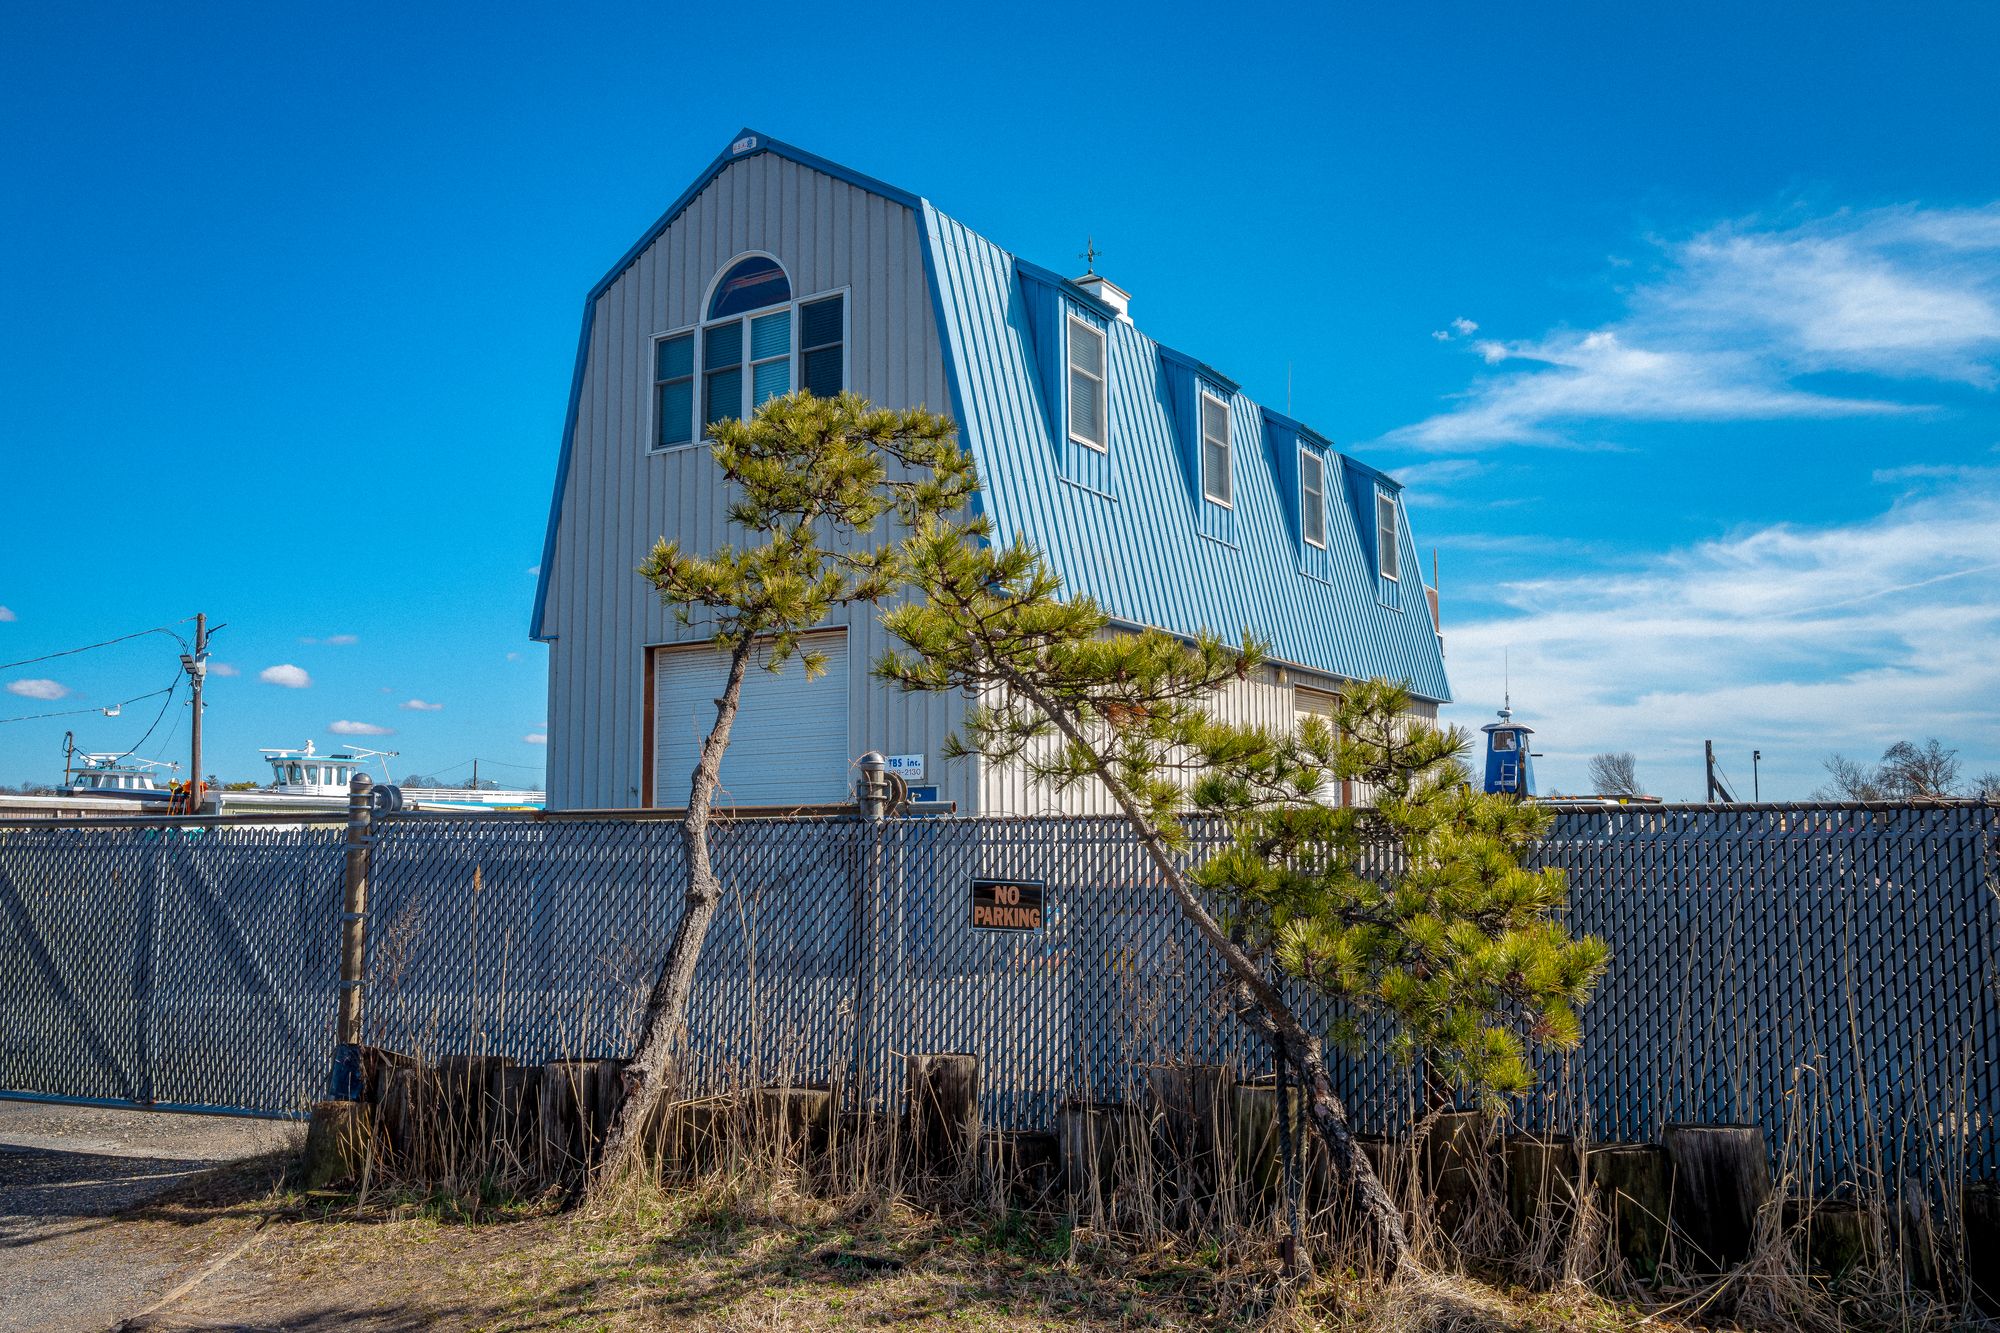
[1,804,1994,1191]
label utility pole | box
[471,758,478,791]
[181,613,209,812]
[1704,739,1737,804]
[1753,750,1762,802]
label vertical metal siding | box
[543,153,963,810]
[922,207,1450,705]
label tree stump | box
[906,1053,979,1178]
[301,1100,372,1190]
[662,1094,737,1177]
[359,1046,419,1106]
[1058,1101,1142,1224]
[1586,1142,1672,1278]
[1506,1133,1580,1231]
[1145,1063,1234,1214]
[1663,1123,1770,1269]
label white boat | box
[62,753,178,806]
[245,742,545,812]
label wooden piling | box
[1663,1123,1770,1268]
[1505,1133,1580,1231]
[906,1053,979,1176]
[1783,1196,1873,1277]
[1145,1063,1234,1210]
[538,1060,596,1177]
[981,1129,1060,1204]
[1058,1100,1141,1222]
[748,1083,833,1161]
[1420,1110,1493,1235]
[301,1100,372,1189]
[378,1065,434,1173]
[490,1065,542,1167]
[1586,1142,1672,1278]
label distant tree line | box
[1817,739,2000,802]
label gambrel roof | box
[533,131,1450,703]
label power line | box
[1,681,176,726]
[0,621,191,673]
[110,676,184,767]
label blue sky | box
[3,2,1996,799]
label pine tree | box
[1192,680,1608,1105]
[594,392,971,1187]
[880,521,1606,1271]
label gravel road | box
[0,1100,296,1333]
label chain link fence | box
[2,803,1994,1187]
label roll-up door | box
[652,630,851,807]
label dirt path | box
[0,1101,296,1333]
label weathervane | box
[1080,236,1102,274]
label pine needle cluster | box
[1192,680,1609,1102]
[638,391,973,673]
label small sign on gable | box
[971,878,1044,932]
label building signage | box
[971,878,1044,931]
[886,753,925,781]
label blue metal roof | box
[921,204,1450,702]
[532,132,1450,703]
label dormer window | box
[1300,448,1327,548]
[1067,316,1106,451]
[1376,489,1400,580]
[1200,391,1232,506]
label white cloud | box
[400,699,444,712]
[300,634,359,646]
[329,720,394,737]
[1397,203,2000,449]
[1439,470,2000,799]
[6,678,68,701]
[259,664,312,688]
[1388,458,1486,489]
[1451,317,1478,337]
[505,651,522,662]
[526,565,541,576]
[0,606,16,622]
[209,661,240,677]
[522,732,547,745]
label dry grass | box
[97,1148,1730,1332]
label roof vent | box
[1072,273,1131,322]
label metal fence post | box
[331,772,374,1098]
[850,754,889,1110]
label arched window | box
[707,255,791,319]
[653,254,846,450]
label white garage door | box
[652,630,852,808]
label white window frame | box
[1299,446,1327,549]
[1066,315,1107,452]
[650,323,699,452]
[1199,389,1232,507]
[1376,488,1400,581]
[647,267,853,456]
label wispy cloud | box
[1395,203,2000,449]
[329,719,394,737]
[1441,469,2000,797]
[210,662,240,677]
[6,678,68,701]
[259,664,311,688]
[0,606,16,623]
[300,634,359,646]
[522,732,547,745]
[400,698,444,712]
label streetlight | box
[1753,750,1762,802]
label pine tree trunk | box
[591,638,755,1190]
[1008,672,1411,1274]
